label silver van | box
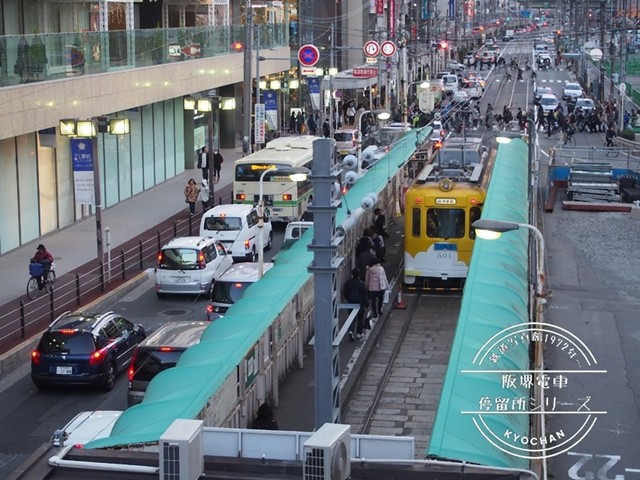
[207,262,274,319]
[127,321,209,406]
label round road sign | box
[619,83,627,94]
[298,44,320,67]
[589,48,603,62]
[364,40,380,57]
[381,41,397,57]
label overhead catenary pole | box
[599,0,606,103]
[242,0,253,155]
[307,139,342,427]
[329,23,335,137]
[255,26,261,151]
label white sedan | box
[563,82,584,102]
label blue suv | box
[31,311,146,391]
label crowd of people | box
[343,208,390,341]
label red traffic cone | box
[394,287,407,309]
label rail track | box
[342,292,461,456]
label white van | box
[200,204,273,262]
[441,74,459,94]
[207,262,274,318]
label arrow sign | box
[364,40,380,57]
[381,41,397,57]
[298,44,320,67]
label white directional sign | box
[381,41,397,57]
[364,40,380,57]
[619,83,627,94]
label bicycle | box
[562,130,576,146]
[26,262,56,300]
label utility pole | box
[599,0,606,103]
[329,23,335,137]
[255,26,261,151]
[620,0,629,130]
[242,0,253,155]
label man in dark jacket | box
[322,119,331,138]
[343,268,368,340]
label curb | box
[0,269,154,380]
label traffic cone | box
[394,286,407,309]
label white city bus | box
[233,135,323,222]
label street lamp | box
[495,117,536,223]
[257,166,310,278]
[59,117,130,264]
[472,218,545,303]
[403,80,431,124]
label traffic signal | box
[438,40,449,49]
[231,41,244,52]
[433,140,443,150]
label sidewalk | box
[0,147,242,308]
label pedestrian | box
[322,118,331,138]
[212,149,224,182]
[355,228,375,256]
[307,113,317,136]
[373,208,388,238]
[198,179,209,212]
[343,267,368,340]
[371,230,386,262]
[365,258,388,319]
[347,103,356,125]
[184,178,199,216]
[296,112,305,134]
[289,112,296,134]
[252,403,279,430]
[197,146,209,180]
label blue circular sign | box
[298,44,320,67]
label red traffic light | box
[438,40,449,49]
[433,140,443,150]
[231,41,244,52]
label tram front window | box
[427,209,465,238]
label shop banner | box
[263,90,278,131]
[71,138,95,205]
[255,103,266,144]
[308,77,321,111]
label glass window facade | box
[0,97,186,255]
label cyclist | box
[562,123,575,145]
[31,244,53,289]
[605,124,617,147]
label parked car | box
[155,236,233,298]
[52,410,121,447]
[563,82,584,102]
[127,321,209,406]
[448,60,466,72]
[207,262,275,318]
[451,90,470,104]
[539,93,559,113]
[200,204,273,262]
[575,97,596,113]
[31,311,146,391]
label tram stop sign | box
[298,44,320,67]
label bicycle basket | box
[29,263,44,277]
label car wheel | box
[248,247,257,262]
[265,232,273,251]
[103,363,116,391]
[156,291,166,299]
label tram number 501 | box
[436,251,453,260]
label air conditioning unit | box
[159,419,204,480]
[303,423,351,480]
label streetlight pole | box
[257,166,276,279]
[91,136,104,264]
[242,0,253,155]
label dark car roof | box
[51,312,103,332]
[138,321,208,349]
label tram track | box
[343,292,461,456]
